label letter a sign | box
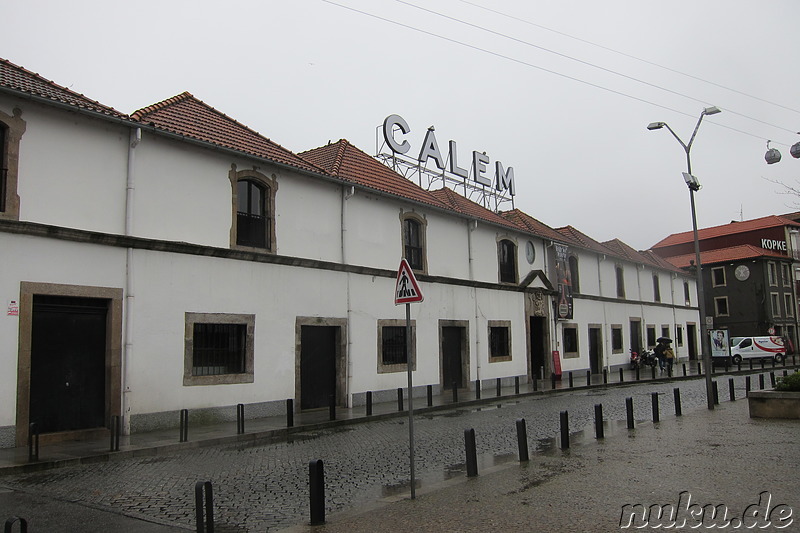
[395,259,424,305]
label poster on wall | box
[710,329,729,358]
[554,243,573,319]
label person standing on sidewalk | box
[654,340,667,373]
[664,341,676,376]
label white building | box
[0,58,699,448]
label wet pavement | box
[0,364,797,532]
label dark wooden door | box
[442,326,463,389]
[30,296,107,434]
[300,326,337,410]
[589,327,601,374]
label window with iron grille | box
[488,321,511,361]
[611,325,623,353]
[404,218,423,270]
[237,179,268,248]
[498,239,517,283]
[192,323,246,376]
[378,319,416,372]
[184,313,254,385]
[616,266,625,298]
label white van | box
[729,336,789,364]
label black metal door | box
[300,326,337,410]
[589,327,601,374]
[530,317,546,379]
[442,326,463,389]
[30,296,107,434]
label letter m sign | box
[395,259,424,305]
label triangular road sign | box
[395,258,424,305]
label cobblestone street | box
[0,375,761,531]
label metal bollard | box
[551,373,557,389]
[770,372,776,388]
[427,385,433,407]
[586,370,591,387]
[464,428,478,477]
[749,358,754,370]
[329,394,336,421]
[497,377,502,397]
[712,381,719,405]
[180,409,189,443]
[366,391,373,416]
[651,365,656,380]
[515,375,520,394]
[560,411,570,449]
[737,361,741,372]
[309,460,325,526]
[745,376,751,397]
[698,362,702,375]
[603,369,608,384]
[27,423,39,463]
[533,374,538,391]
[452,381,458,403]
[651,392,660,422]
[759,374,765,390]
[286,399,294,428]
[729,378,735,402]
[475,380,481,400]
[673,388,682,417]
[110,415,121,452]
[568,372,573,388]
[626,398,634,429]
[682,363,687,376]
[760,358,765,370]
[194,481,214,533]
[594,404,604,439]
[636,366,640,381]
[771,357,776,369]
[3,517,28,533]
[784,370,789,377]
[236,404,245,435]
[516,418,529,462]
[397,388,404,412]
[619,368,624,383]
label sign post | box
[394,258,424,499]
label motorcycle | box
[638,348,659,368]
[629,349,641,369]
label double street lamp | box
[648,106,721,411]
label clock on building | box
[734,265,750,281]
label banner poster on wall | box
[554,243,573,319]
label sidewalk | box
[0,359,794,476]
[284,397,799,533]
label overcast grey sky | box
[4,0,798,250]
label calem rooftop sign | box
[379,114,516,210]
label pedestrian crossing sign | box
[395,259,424,305]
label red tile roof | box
[0,57,127,119]
[428,187,522,231]
[664,245,789,269]
[300,139,450,209]
[132,92,324,174]
[500,209,568,242]
[651,215,800,249]
[556,226,613,255]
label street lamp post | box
[648,106,721,411]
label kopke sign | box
[382,114,515,196]
[761,238,787,251]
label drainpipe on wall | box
[123,127,141,436]
[468,219,479,385]
[342,185,355,407]
[597,254,610,374]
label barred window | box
[192,323,246,376]
[382,326,407,366]
[404,218,423,270]
[184,313,254,386]
[237,180,268,248]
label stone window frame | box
[497,236,518,284]
[610,324,623,353]
[769,293,780,318]
[184,312,255,386]
[488,320,512,362]
[783,293,794,318]
[781,263,792,287]
[0,107,25,220]
[229,165,278,253]
[377,319,417,374]
[646,324,656,347]
[562,323,579,359]
[767,262,778,286]
[711,266,726,287]
[652,274,661,302]
[400,211,428,274]
[714,296,730,317]
[676,325,684,347]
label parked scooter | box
[638,348,659,368]
[629,349,641,369]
